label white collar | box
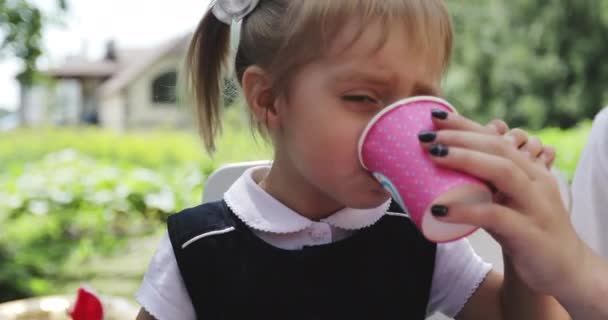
[224,166,391,234]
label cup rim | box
[358,96,458,170]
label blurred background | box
[0,0,606,317]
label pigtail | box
[186,10,232,154]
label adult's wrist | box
[556,246,608,319]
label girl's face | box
[272,19,444,213]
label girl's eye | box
[342,95,379,104]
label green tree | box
[446,0,608,129]
[0,0,67,85]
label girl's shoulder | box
[167,200,238,251]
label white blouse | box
[571,107,608,258]
[137,167,492,319]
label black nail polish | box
[431,109,448,120]
[418,131,437,143]
[429,144,449,157]
[431,205,449,217]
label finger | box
[425,130,544,180]
[427,144,532,201]
[486,119,510,135]
[504,128,528,148]
[537,146,556,168]
[430,201,530,251]
[520,136,544,159]
[492,191,509,204]
[431,109,497,135]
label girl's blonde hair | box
[187,0,453,153]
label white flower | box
[184,169,204,189]
[50,190,74,204]
[132,168,162,184]
[52,167,79,185]
[144,188,176,213]
[44,148,80,164]
[17,174,47,192]
[98,167,121,180]
[90,190,114,205]
[28,200,49,216]
[0,192,23,209]
[115,184,132,198]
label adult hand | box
[420,110,584,298]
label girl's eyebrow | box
[412,82,441,97]
[331,69,441,96]
[332,70,395,86]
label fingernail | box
[431,109,448,120]
[431,205,449,217]
[539,153,548,162]
[418,131,437,143]
[429,144,449,157]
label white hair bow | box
[212,0,260,24]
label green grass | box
[0,107,272,302]
[535,121,591,180]
[0,108,272,173]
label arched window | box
[152,71,177,104]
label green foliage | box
[0,0,66,85]
[535,121,591,180]
[0,112,270,173]
[446,1,608,129]
[0,150,201,300]
[0,109,271,301]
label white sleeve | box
[136,233,196,320]
[571,108,608,259]
[426,238,493,317]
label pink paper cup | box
[359,96,492,243]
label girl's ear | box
[241,66,280,130]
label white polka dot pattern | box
[360,97,486,240]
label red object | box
[69,286,104,320]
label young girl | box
[136,1,573,319]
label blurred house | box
[18,35,193,130]
[0,112,18,132]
